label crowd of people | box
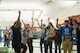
[2,11,80,53]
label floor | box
[0,39,77,53]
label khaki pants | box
[62,41,73,53]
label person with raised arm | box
[11,11,27,53]
[56,18,74,53]
[36,19,46,53]
[54,18,62,53]
[48,17,50,23]
[22,18,34,53]
[11,11,22,53]
[44,18,55,53]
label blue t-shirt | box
[61,25,73,36]
[40,28,45,39]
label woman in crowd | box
[44,18,55,53]
[22,18,34,53]
[54,18,62,53]
[69,18,78,45]
[36,19,46,53]
[3,29,10,48]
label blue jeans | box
[4,40,10,47]
[54,41,61,53]
[44,39,53,53]
[40,38,44,53]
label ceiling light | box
[59,1,77,7]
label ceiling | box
[0,0,80,26]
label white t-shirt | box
[25,28,33,38]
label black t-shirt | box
[4,35,8,41]
[11,26,21,42]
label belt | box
[63,35,72,42]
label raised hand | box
[16,11,21,23]
[56,18,59,21]
[35,19,38,21]
[31,17,34,27]
[41,19,42,21]
[18,11,21,14]
[22,20,24,23]
[31,17,33,21]
[48,17,50,21]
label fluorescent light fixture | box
[58,1,77,7]
[0,10,42,21]
[21,11,32,22]
[0,0,43,21]
[0,11,18,21]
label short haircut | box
[42,24,45,26]
[64,20,69,22]
[27,24,29,25]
